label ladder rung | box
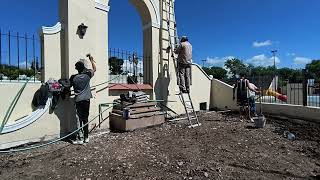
[188,123,202,128]
[170,35,178,37]
[169,117,188,122]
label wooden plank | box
[112,107,161,115]
[126,102,157,108]
[130,107,161,115]
[113,102,157,110]
[129,111,165,119]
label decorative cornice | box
[95,0,110,12]
[149,0,160,26]
[41,22,62,35]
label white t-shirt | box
[248,83,257,97]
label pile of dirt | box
[0,111,319,179]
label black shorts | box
[237,94,248,107]
[75,100,90,119]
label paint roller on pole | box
[86,53,96,63]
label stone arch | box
[126,0,160,86]
[129,0,160,29]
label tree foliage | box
[306,60,320,81]
[108,57,124,75]
[202,57,309,84]
[224,58,247,78]
[203,66,227,80]
[0,65,35,80]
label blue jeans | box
[248,96,256,114]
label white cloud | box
[252,40,272,48]
[121,59,143,74]
[293,57,312,65]
[206,56,235,67]
[286,52,296,57]
[246,54,280,67]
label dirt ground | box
[0,111,320,180]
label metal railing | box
[0,29,41,82]
[108,48,150,84]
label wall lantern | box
[77,23,88,39]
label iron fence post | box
[0,29,2,69]
[8,31,11,81]
[302,69,308,106]
[17,32,20,81]
[25,33,28,71]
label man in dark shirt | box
[70,54,96,144]
[233,73,258,120]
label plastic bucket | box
[253,115,266,128]
[123,108,130,120]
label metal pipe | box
[8,31,11,81]
[0,29,2,70]
[17,32,20,81]
[25,33,28,72]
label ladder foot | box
[188,123,201,128]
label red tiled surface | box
[108,83,153,90]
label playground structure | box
[0,0,320,150]
[265,89,288,102]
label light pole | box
[202,59,206,68]
[271,50,277,70]
[271,50,278,101]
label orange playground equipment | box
[266,89,288,102]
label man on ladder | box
[174,36,192,93]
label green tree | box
[306,60,320,81]
[203,66,227,80]
[224,58,247,78]
[251,66,275,76]
[108,57,124,75]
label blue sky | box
[0,0,319,69]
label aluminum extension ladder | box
[164,0,201,128]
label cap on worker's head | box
[75,61,85,72]
[180,36,188,42]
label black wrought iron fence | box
[247,70,320,107]
[108,48,150,84]
[221,69,320,108]
[0,29,41,82]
